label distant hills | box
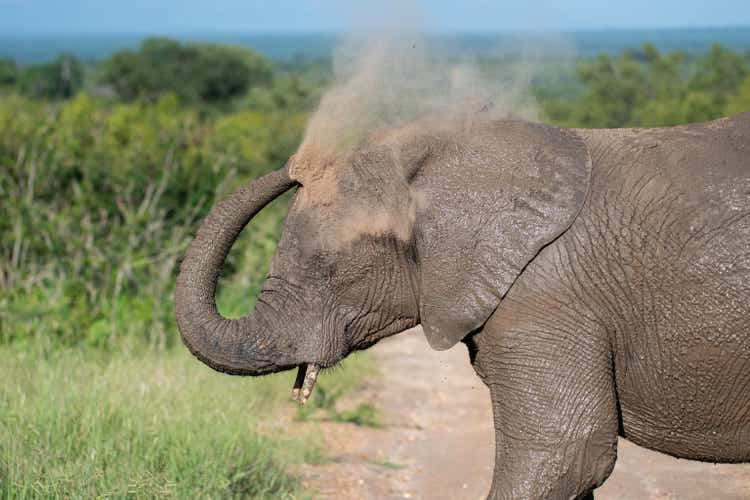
[2,26,750,64]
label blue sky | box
[1,0,749,35]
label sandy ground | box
[299,327,750,499]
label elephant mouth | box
[291,363,321,405]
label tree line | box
[0,38,277,102]
[540,43,750,127]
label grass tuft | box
[330,403,382,428]
[367,459,406,470]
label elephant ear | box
[414,121,591,350]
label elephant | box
[175,111,750,499]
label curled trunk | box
[174,167,296,375]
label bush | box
[18,54,84,99]
[727,75,750,115]
[540,43,750,128]
[99,38,273,103]
[0,58,18,88]
[0,93,305,348]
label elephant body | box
[469,114,750,498]
[175,113,750,499]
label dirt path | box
[300,327,750,499]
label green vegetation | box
[331,404,383,428]
[0,39,332,498]
[0,92,304,348]
[17,54,85,99]
[540,43,750,127]
[99,38,273,103]
[0,58,18,87]
[367,459,406,470]
[2,37,749,497]
[0,346,308,498]
[0,344,373,498]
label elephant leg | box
[473,320,619,500]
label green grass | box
[367,459,406,470]
[0,344,374,498]
[329,403,382,428]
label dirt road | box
[301,327,750,499]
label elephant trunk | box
[174,167,297,375]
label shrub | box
[18,54,84,99]
[99,38,273,103]
[0,58,18,88]
[0,93,304,348]
[540,43,750,127]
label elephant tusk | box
[291,363,320,405]
[300,364,320,405]
[292,364,306,401]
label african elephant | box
[175,112,750,499]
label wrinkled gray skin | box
[175,112,750,499]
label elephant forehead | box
[287,143,420,249]
[288,186,421,251]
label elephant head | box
[175,118,591,401]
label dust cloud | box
[288,2,575,242]
[290,15,575,178]
[292,34,542,181]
